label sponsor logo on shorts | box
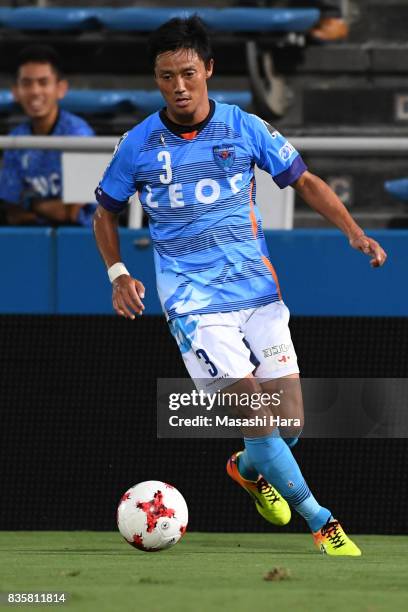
[206,373,231,388]
[262,343,292,359]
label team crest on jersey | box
[213,144,235,170]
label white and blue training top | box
[0,110,94,216]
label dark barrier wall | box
[1,315,407,534]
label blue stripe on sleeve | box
[95,186,128,213]
[273,155,307,189]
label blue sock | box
[237,450,259,481]
[244,433,331,532]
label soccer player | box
[93,16,386,556]
[0,45,95,226]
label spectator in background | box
[0,45,96,226]
[235,1,348,42]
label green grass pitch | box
[1,532,407,612]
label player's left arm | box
[292,171,387,268]
[244,112,387,268]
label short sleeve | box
[95,132,137,213]
[245,113,307,189]
[0,149,23,204]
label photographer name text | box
[168,415,301,428]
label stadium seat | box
[384,178,408,201]
[0,8,105,31]
[103,8,319,33]
[0,89,251,115]
[0,90,13,114]
[0,9,12,27]
[63,90,251,115]
[0,7,319,33]
[0,7,318,125]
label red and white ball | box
[117,480,188,552]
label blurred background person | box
[0,45,96,227]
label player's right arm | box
[93,206,145,319]
[93,131,145,320]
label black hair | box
[148,15,213,67]
[15,45,64,80]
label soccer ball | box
[117,480,188,552]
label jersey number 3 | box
[196,349,218,377]
[158,151,172,184]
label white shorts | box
[169,301,299,392]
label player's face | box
[13,62,68,120]
[154,49,214,124]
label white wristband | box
[108,262,130,283]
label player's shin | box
[244,432,331,532]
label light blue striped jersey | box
[96,100,306,320]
